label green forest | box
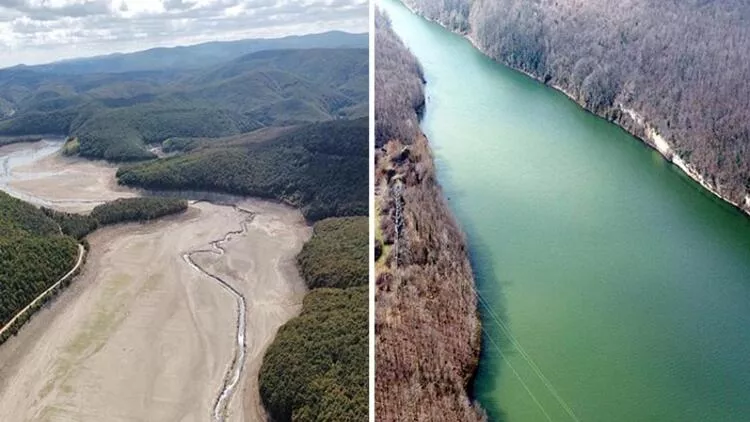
[41,208,99,240]
[259,216,369,421]
[41,197,187,239]
[259,286,368,422]
[0,192,79,334]
[297,217,368,289]
[117,119,368,221]
[89,197,187,226]
[1,195,187,344]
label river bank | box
[374,10,484,420]
[381,1,750,420]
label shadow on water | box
[435,145,511,422]
[460,218,511,422]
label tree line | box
[41,197,187,240]
[89,197,187,226]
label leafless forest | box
[404,0,750,211]
[374,11,426,148]
[375,10,485,421]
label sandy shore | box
[0,144,311,421]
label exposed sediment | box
[182,205,253,422]
[0,142,310,422]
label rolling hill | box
[0,34,368,161]
[116,118,368,221]
[0,29,370,420]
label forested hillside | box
[374,12,425,147]
[89,197,187,226]
[297,217,368,289]
[41,208,99,240]
[41,197,187,240]
[0,40,368,161]
[375,11,484,421]
[117,119,368,221]
[403,0,750,215]
[0,193,188,345]
[259,216,368,421]
[0,191,79,335]
[259,287,367,421]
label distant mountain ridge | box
[5,31,368,74]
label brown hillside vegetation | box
[403,0,750,215]
[375,10,485,421]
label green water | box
[379,1,750,421]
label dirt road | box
[0,244,85,340]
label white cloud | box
[0,0,367,67]
[119,0,165,15]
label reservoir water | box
[379,1,750,420]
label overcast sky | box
[0,0,368,68]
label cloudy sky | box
[0,0,368,67]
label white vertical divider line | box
[368,0,377,420]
